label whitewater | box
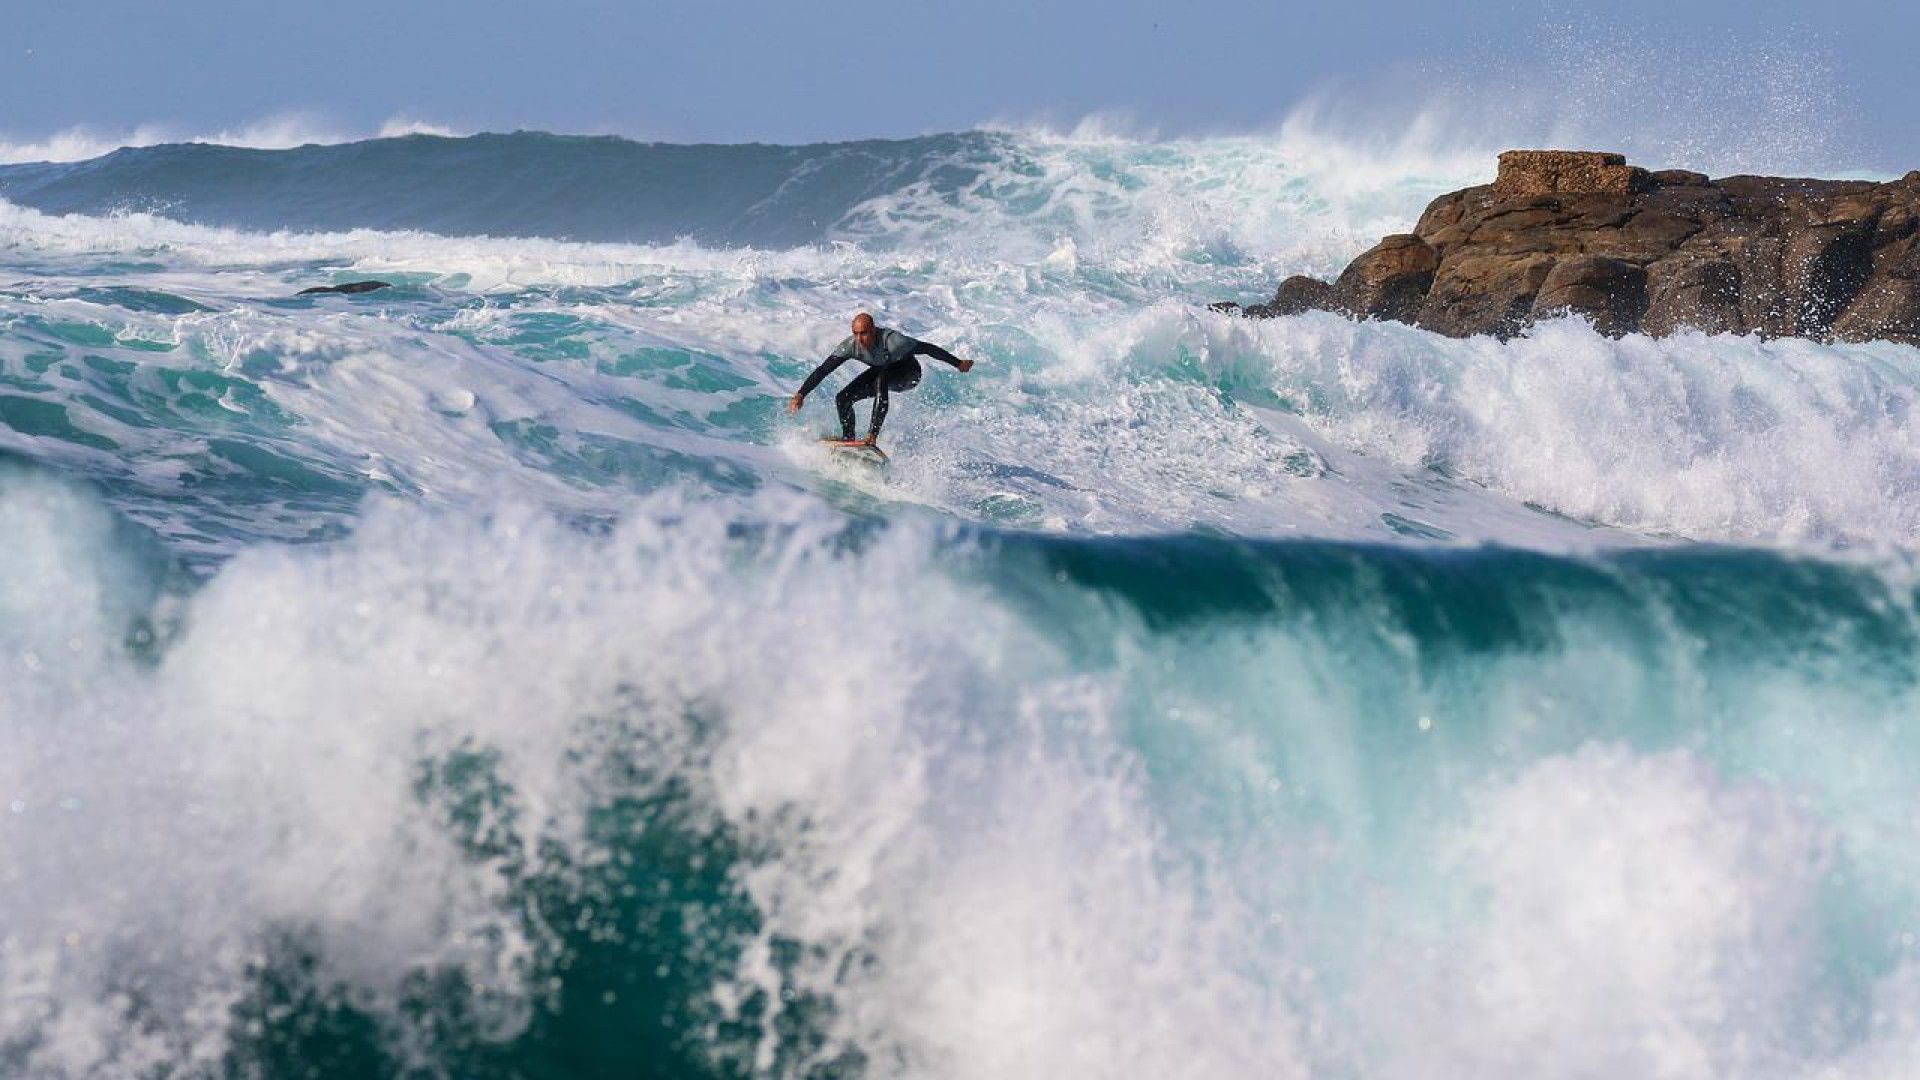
[4,128,1920,1079]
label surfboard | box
[818,437,889,465]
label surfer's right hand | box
[786,393,804,414]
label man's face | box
[853,322,878,347]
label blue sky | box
[4,0,1914,168]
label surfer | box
[787,312,974,445]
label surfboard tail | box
[818,437,889,463]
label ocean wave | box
[6,83,1919,1080]
[0,115,463,166]
[7,211,1920,553]
[6,475,1920,1077]
[0,126,1474,264]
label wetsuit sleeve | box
[910,340,967,369]
[796,354,847,398]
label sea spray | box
[7,476,1920,1075]
[6,126,1920,1078]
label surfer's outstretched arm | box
[911,341,974,372]
[788,355,848,412]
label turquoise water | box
[5,130,1920,1079]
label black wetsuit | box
[796,328,966,441]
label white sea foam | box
[1254,20,1877,178]
[1198,312,1920,547]
[10,104,1920,1080]
[1373,745,1846,1078]
[0,481,1309,1076]
[5,477,1920,1077]
[0,198,848,293]
[834,124,1477,280]
[11,177,1920,551]
[0,115,465,165]
[5,124,1919,555]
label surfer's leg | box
[835,367,881,440]
[869,359,923,441]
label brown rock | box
[1414,189,1475,242]
[1532,256,1649,335]
[1333,234,1439,321]
[1607,208,1707,256]
[1218,275,1340,320]
[1781,222,1878,336]
[1492,151,1651,199]
[1642,252,1744,336]
[1219,149,1920,345]
[1261,275,1338,317]
[1832,227,1920,344]
[1419,253,1558,339]
[1831,278,1920,344]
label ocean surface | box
[4,128,1920,1079]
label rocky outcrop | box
[1217,150,1920,345]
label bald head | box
[851,312,878,346]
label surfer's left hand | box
[957,358,974,372]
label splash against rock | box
[1221,150,1920,345]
